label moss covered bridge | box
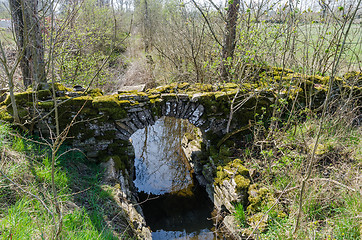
[0,68,360,163]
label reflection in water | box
[131,116,193,195]
[130,117,215,240]
[152,229,214,240]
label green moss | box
[343,71,361,82]
[231,159,249,176]
[4,91,32,106]
[149,97,162,105]
[146,89,161,95]
[155,85,172,93]
[38,101,55,109]
[192,83,213,92]
[92,95,127,119]
[61,96,94,107]
[222,83,239,89]
[214,159,250,191]
[86,88,103,97]
[53,83,72,92]
[175,82,190,90]
[0,106,12,121]
[118,100,131,105]
[3,89,53,107]
[79,107,98,115]
[7,107,29,119]
[247,184,276,215]
[37,90,52,100]
[247,212,268,233]
[148,94,161,99]
[130,100,140,106]
[234,175,250,192]
[159,93,177,101]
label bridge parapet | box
[0,82,275,161]
[4,68,358,162]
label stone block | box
[118,84,146,93]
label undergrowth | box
[0,122,133,239]
[232,112,362,239]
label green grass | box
[232,112,362,239]
[233,202,247,228]
[0,122,133,239]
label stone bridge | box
[1,69,359,163]
[0,82,275,161]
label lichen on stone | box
[214,159,250,193]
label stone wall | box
[0,82,275,161]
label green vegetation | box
[0,0,361,238]
[228,114,362,239]
[0,122,134,239]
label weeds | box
[233,202,247,228]
[0,122,133,239]
[230,108,361,239]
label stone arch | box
[112,98,209,141]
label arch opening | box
[130,116,215,239]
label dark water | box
[131,117,215,239]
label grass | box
[233,202,247,228]
[229,109,362,239]
[0,122,134,239]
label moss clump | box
[214,159,250,192]
[221,83,239,89]
[247,212,269,233]
[155,85,172,93]
[247,184,276,215]
[191,83,214,92]
[146,89,161,95]
[231,159,249,176]
[38,101,55,109]
[37,89,52,100]
[92,95,127,119]
[148,93,161,99]
[215,166,230,185]
[175,82,190,90]
[86,88,103,97]
[63,96,94,107]
[3,91,32,106]
[53,83,72,92]
[343,71,361,83]
[234,175,251,192]
[0,106,12,121]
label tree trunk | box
[9,0,47,89]
[143,0,151,53]
[220,0,240,81]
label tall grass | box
[0,122,132,239]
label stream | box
[130,117,215,239]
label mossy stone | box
[86,88,103,97]
[247,184,276,215]
[38,101,55,109]
[234,175,250,192]
[53,83,72,92]
[0,106,12,121]
[93,95,127,119]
